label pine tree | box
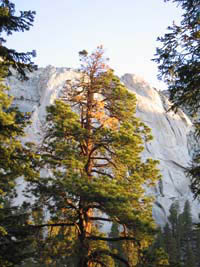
[184,243,196,267]
[28,46,161,267]
[0,83,38,266]
[0,201,37,266]
[163,223,179,266]
[157,200,198,267]
[0,0,37,195]
[0,1,38,265]
[109,222,125,267]
[168,201,179,237]
[154,0,200,114]
[181,200,193,238]
[195,227,200,267]
[179,200,195,266]
[0,0,37,79]
[154,0,200,198]
[142,228,169,267]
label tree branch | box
[91,169,113,179]
[87,235,137,242]
[89,216,112,222]
[28,222,75,228]
[91,156,117,168]
[94,163,110,168]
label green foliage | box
[154,0,200,114]
[181,200,193,236]
[183,243,195,267]
[0,88,38,262]
[0,1,38,265]
[168,201,179,237]
[154,0,200,199]
[0,0,37,79]
[0,0,38,197]
[0,201,37,266]
[152,200,200,267]
[28,47,161,266]
[0,85,37,200]
[109,222,125,266]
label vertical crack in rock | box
[164,113,177,138]
[167,169,183,197]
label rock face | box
[121,74,199,225]
[7,66,200,226]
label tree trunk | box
[78,70,96,267]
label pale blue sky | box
[7,0,183,89]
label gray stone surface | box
[7,67,200,225]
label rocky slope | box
[6,66,200,225]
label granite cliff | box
[6,66,200,225]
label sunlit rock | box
[7,67,199,226]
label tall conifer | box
[154,0,200,198]
[0,1,37,265]
[28,47,161,267]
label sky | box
[6,0,183,90]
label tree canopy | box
[0,1,38,265]
[154,0,200,198]
[27,46,161,267]
[154,0,200,114]
[0,0,37,79]
[0,0,37,205]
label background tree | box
[181,200,193,239]
[195,227,200,266]
[109,222,125,267]
[163,222,179,266]
[151,200,199,267]
[27,46,161,267]
[183,243,195,267]
[143,227,169,267]
[180,200,195,266]
[168,201,179,237]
